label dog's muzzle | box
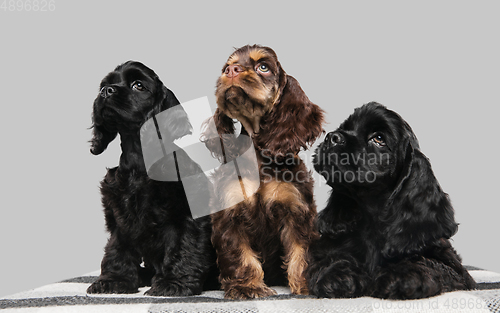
[325,131,346,148]
[100,86,117,99]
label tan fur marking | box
[284,242,309,295]
[227,53,239,65]
[220,178,260,209]
[249,49,270,63]
[260,181,305,210]
[220,240,270,299]
[239,244,264,280]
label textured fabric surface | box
[1,268,499,312]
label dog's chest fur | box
[100,167,191,245]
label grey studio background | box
[1,1,499,297]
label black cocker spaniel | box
[307,102,475,299]
[87,61,216,296]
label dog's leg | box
[306,237,370,298]
[280,198,317,295]
[144,219,213,297]
[260,180,314,295]
[87,233,140,294]
[372,239,476,299]
[219,236,276,299]
[281,218,311,295]
[212,208,276,300]
[372,256,468,300]
[427,239,476,290]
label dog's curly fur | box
[307,102,476,299]
[203,45,325,299]
[87,61,216,296]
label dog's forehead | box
[122,67,154,83]
[341,106,395,135]
[101,72,121,86]
[102,65,155,87]
[227,46,277,67]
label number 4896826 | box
[1,0,56,11]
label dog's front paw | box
[289,278,309,295]
[224,285,277,300]
[309,266,368,298]
[145,281,201,297]
[87,279,138,294]
[372,265,440,299]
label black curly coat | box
[87,61,217,296]
[307,102,475,299]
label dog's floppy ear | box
[201,108,237,162]
[159,85,181,111]
[154,86,192,142]
[89,99,117,155]
[148,81,181,116]
[214,107,236,135]
[317,191,362,238]
[155,105,192,143]
[256,75,324,157]
[90,123,117,155]
[275,60,287,104]
[381,142,458,258]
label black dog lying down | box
[88,61,216,296]
[308,102,475,299]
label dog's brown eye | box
[131,81,145,91]
[371,135,386,147]
[257,64,270,73]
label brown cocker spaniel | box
[203,45,325,299]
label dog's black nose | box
[326,131,345,146]
[100,86,116,98]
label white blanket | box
[1,267,499,313]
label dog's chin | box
[225,86,247,105]
[95,102,122,125]
[218,78,273,104]
[94,100,147,134]
[219,85,255,107]
[218,85,272,130]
